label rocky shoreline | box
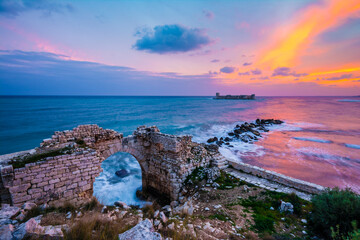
[207,119,284,147]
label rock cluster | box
[207,119,284,146]
[0,203,65,240]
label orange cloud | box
[257,0,360,69]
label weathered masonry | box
[0,125,226,207]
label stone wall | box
[1,149,101,207]
[1,125,219,207]
[228,161,324,194]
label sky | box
[0,0,359,96]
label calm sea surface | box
[1,96,359,205]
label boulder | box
[279,200,294,214]
[115,169,130,178]
[12,216,42,240]
[22,202,37,211]
[0,204,21,220]
[159,212,167,223]
[118,219,162,240]
[114,201,131,209]
[0,224,14,240]
[42,225,66,238]
[206,137,218,143]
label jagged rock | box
[186,224,196,237]
[66,212,72,219]
[207,137,218,143]
[42,225,66,238]
[154,220,160,227]
[279,200,294,214]
[153,210,159,218]
[161,205,171,213]
[114,201,131,209]
[167,222,175,230]
[115,169,130,178]
[16,213,25,221]
[39,204,49,211]
[173,200,194,216]
[0,224,14,240]
[159,212,167,223]
[212,182,220,188]
[22,202,37,211]
[101,206,107,213]
[12,216,42,240]
[118,219,162,240]
[0,204,21,220]
[204,167,220,182]
[170,201,178,208]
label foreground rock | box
[11,215,65,240]
[118,219,162,240]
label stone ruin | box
[0,125,227,207]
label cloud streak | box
[133,24,213,54]
[272,67,308,77]
[0,0,73,17]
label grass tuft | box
[10,147,73,169]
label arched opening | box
[93,152,148,206]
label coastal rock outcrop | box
[118,219,162,240]
[207,118,284,146]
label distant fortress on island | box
[214,92,256,100]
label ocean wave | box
[293,137,332,143]
[344,144,360,149]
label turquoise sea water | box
[1,96,360,204]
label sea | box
[1,96,359,205]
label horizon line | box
[0,95,359,97]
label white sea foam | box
[293,137,332,143]
[93,152,149,206]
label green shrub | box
[331,221,360,240]
[185,167,206,185]
[209,213,229,221]
[214,171,243,189]
[240,196,281,233]
[254,214,275,232]
[309,188,360,239]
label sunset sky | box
[0,0,359,95]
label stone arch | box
[93,136,151,199]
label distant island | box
[214,92,256,100]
